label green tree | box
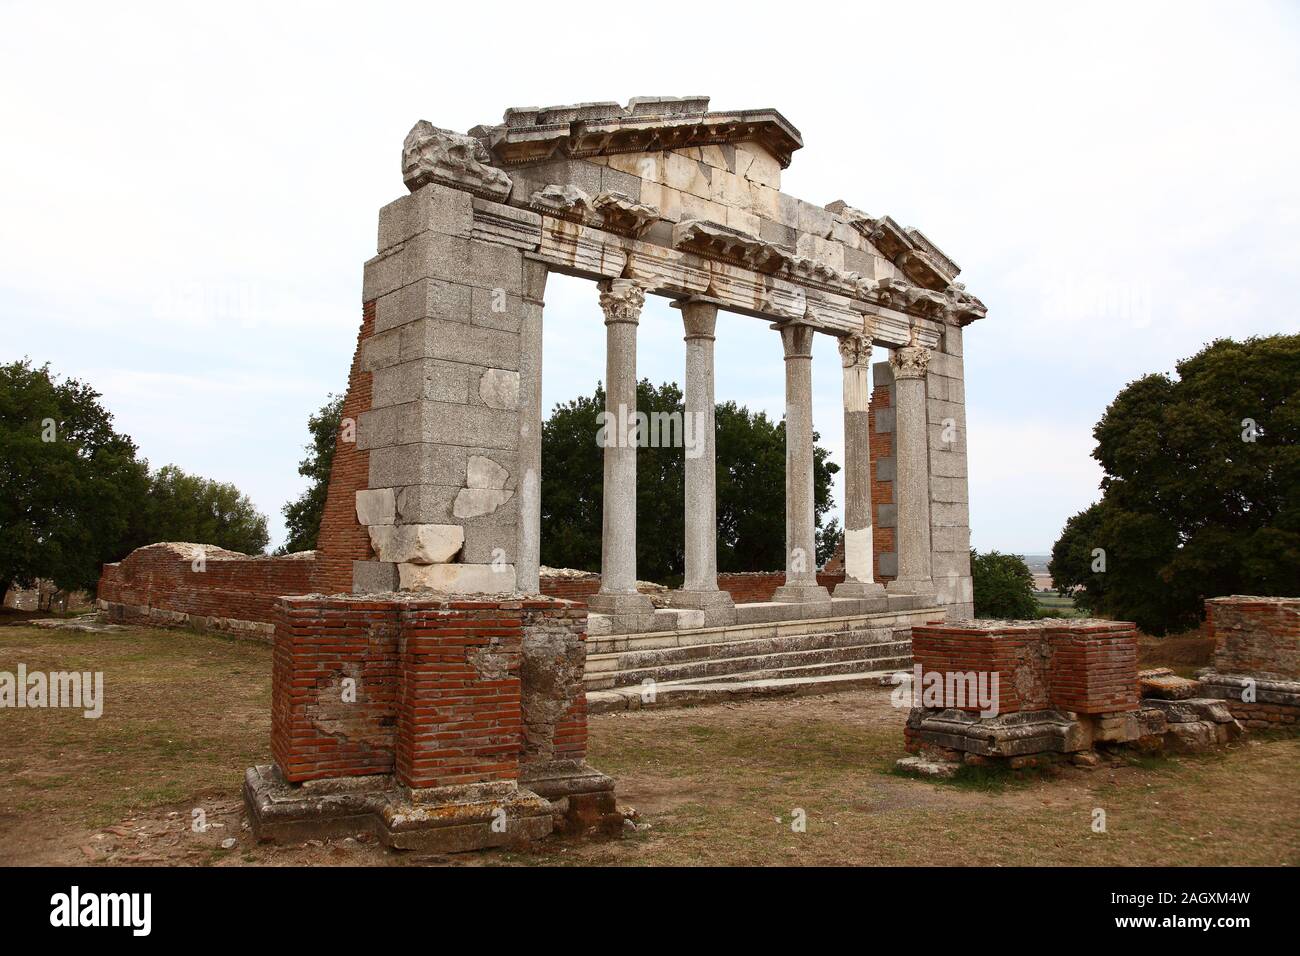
[0,360,148,595]
[970,549,1040,619]
[280,394,344,553]
[1049,335,1300,634]
[540,381,839,582]
[138,464,269,555]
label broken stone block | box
[355,488,396,526]
[398,561,516,594]
[1139,671,1202,700]
[453,487,513,518]
[895,756,958,779]
[368,524,464,564]
[1164,720,1217,753]
[1142,698,1235,724]
[467,454,510,489]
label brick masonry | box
[269,593,592,789]
[910,619,1139,715]
[313,301,379,594]
[98,543,316,640]
[1201,595,1300,728]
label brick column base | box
[247,593,620,851]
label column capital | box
[890,344,931,380]
[838,332,873,369]
[671,297,720,340]
[598,279,646,325]
[776,320,815,360]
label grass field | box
[1,622,1295,866]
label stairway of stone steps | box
[585,616,915,712]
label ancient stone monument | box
[243,96,991,849]
[350,95,984,623]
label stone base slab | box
[832,579,886,599]
[520,759,623,836]
[587,591,659,633]
[904,697,1244,763]
[772,582,832,604]
[1197,671,1300,728]
[664,588,737,627]
[244,764,556,853]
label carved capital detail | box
[598,279,646,325]
[402,121,512,199]
[890,344,931,380]
[838,332,873,369]
[779,321,816,360]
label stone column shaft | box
[667,299,734,625]
[772,322,831,604]
[888,336,936,599]
[588,279,656,630]
[834,332,885,600]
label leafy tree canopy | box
[0,359,270,596]
[280,394,343,553]
[970,549,1040,619]
[1049,335,1300,634]
[540,379,840,583]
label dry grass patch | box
[1,624,1295,867]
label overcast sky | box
[2,1,1297,555]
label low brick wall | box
[716,571,846,604]
[98,542,318,640]
[538,574,603,604]
[910,619,1139,715]
[271,593,589,789]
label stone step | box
[682,653,912,685]
[584,625,905,673]
[587,669,903,713]
[582,640,912,691]
[586,613,916,658]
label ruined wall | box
[314,301,380,593]
[871,346,972,618]
[869,372,897,585]
[716,571,847,605]
[98,543,317,640]
[1206,595,1299,679]
[910,619,1139,715]
[1201,595,1300,728]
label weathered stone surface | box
[478,368,520,410]
[1139,669,1202,700]
[368,523,464,565]
[402,122,511,199]
[355,488,396,527]
[398,562,516,593]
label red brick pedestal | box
[246,593,619,851]
[1200,596,1300,728]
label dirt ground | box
[1,623,1296,867]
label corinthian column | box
[666,298,735,626]
[772,321,831,605]
[833,332,886,600]
[887,332,936,599]
[588,278,656,631]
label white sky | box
[2,1,1297,555]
